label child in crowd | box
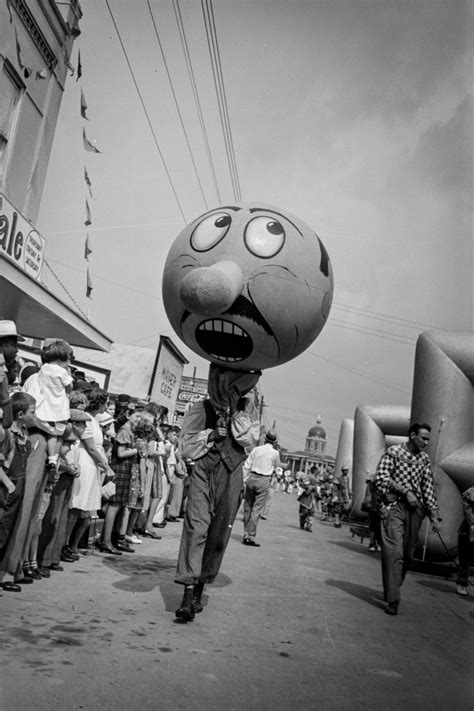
[0,392,36,592]
[297,471,317,531]
[35,339,74,473]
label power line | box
[147,0,208,210]
[47,257,163,302]
[44,259,89,319]
[173,0,222,204]
[304,349,411,394]
[333,301,449,332]
[201,0,242,201]
[105,0,187,222]
[328,318,416,347]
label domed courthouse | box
[283,418,335,476]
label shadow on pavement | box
[325,578,385,610]
[417,579,473,600]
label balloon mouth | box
[195,319,253,363]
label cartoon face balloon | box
[162,203,334,371]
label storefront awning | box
[0,256,112,351]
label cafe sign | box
[0,193,45,281]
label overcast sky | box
[37,0,472,454]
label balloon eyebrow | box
[191,206,241,225]
[248,208,303,237]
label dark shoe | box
[0,581,22,592]
[175,587,195,622]
[24,567,42,580]
[243,537,260,547]
[384,601,399,616]
[115,539,135,553]
[334,522,342,528]
[143,529,161,539]
[37,567,51,578]
[63,546,80,560]
[49,564,64,571]
[153,522,167,528]
[166,516,178,522]
[261,516,267,520]
[60,553,76,563]
[14,576,34,584]
[99,543,122,556]
[192,581,205,613]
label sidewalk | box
[0,492,471,710]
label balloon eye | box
[244,216,286,258]
[191,212,231,251]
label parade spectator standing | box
[242,431,281,547]
[375,423,441,615]
[0,392,36,591]
[455,486,474,596]
[361,472,381,552]
[38,410,88,571]
[66,389,113,559]
[100,408,141,554]
[174,366,260,622]
[332,466,352,528]
[0,320,24,429]
[166,427,185,522]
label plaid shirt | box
[375,443,438,514]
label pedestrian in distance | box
[242,430,281,547]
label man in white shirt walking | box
[242,431,281,547]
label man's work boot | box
[192,581,205,613]
[175,586,195,622]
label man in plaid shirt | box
[375,423,441,616]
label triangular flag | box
[84,233,92,261]
[14,29,31,78]
[83,128,100,153]
[86,268,93,299]
[76,50,82,81]
[6,0,13,23]
[85,199,92,226]
[80,88,89,120]
[63,48,75,76]
[84,166,93,197]
[35,67,48,80]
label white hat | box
[0,320,24,341]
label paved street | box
[0,492,471,711]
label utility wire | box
[328,318,416,346]
[44,259,90,320]
[201,0,242,201]
[304,349,411,394]
[173,0,222,204]
[147,0,208,210]
[105,0,187,222]
[333,301,449,332]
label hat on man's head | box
[69,408,90,422]
[265,430,278,443]
[117,393,132,406]
[0,320,24,342]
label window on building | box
[0,60,24,184]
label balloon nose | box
[180,261,244,316]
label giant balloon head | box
[162,203,334,371]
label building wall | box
[0,0,82,222]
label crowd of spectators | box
[0,320,187,592]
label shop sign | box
[0,193,45,281]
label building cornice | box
[11,0,58,69]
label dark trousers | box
[175,452,243,585]
[243,474,271,539]
[380,500,424,603]
[0,477,26,555]
[299,504,313,530]
[38,474,74,567]
[456,533,474,586]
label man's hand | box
[405,491,419,510]
[6,481,16,495]
[430,512,442,534]
[209,427,227,442]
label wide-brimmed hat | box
[69,408,90,422]
[0,320,25,342]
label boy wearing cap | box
[242,431,281,547]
